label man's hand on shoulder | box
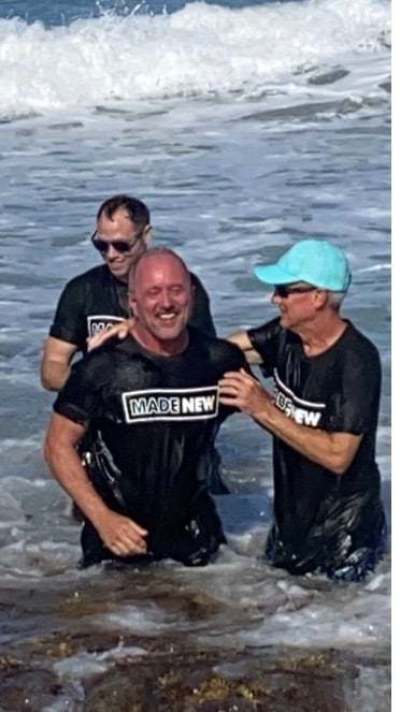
[86,318,134,352]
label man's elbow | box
[329,460,348,476]
[41,369,57,391]
[327,451,356,476]
[40,361,67,391]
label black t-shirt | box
[49,264,216,349]
[54,329,245,540]
[248,318,385,577]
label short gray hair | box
[328,291,347,309]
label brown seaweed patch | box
[82,648,361,711]
[0,669,62,711]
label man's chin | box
[154,327,182,341]
[152,320,186,341]
[108,264,129,281]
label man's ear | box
[313,289,329,310]
[143,225,153,248]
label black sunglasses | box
[273,285,316,298]
[91,230,144,254]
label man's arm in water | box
[41,337,79,391]
[44,412,148,555]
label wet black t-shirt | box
[49,264,216,349]
[54,329,245,562]
[248,318,386,579]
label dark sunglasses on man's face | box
[91,230,144,254]
[273,285,316,299]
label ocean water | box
[0,0,390,707]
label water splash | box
[0,0,390,118]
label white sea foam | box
[233,569,391,648]
[87,549,389,652]
[53,644,147,679]
[0,539,81,577]
[99,601,188,633]
[0,0,390,118]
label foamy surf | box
[0,0,390,119]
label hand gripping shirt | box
[248,318,386,580]
[49,264,216,349]
[54,329,245,566]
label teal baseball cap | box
[254,239,351,292]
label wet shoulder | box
[189,328,245,370]
[73,344,110,382]
[329,322,382,390]
[63,264,111,292]
[341,322,381,365]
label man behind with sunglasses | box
[41,194,215,392]
[41,194,228,496]
[220,239,386,581]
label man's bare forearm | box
[40,337,78,391]
[253,402,361,475]
[227,330,262,364]
[219,369,362,475]
[41,359,71,391]
[44,429,109,525]
[44,415,148,555]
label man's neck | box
[295,313,348,357]
[130,324,189,357]
[109,270,129,286]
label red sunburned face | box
[95,208,146,282]
[131,255,193,353]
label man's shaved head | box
[129,248,190,294]
[129,248,193,356]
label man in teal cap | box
[220,239,386,581]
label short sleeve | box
[247,318,282,377]
[214,339,254,421]
[53,354,105,424]
[326,342,381,434]
[49,277,87,347]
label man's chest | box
[86,314,125,339]
[98,355,221,426]
[81,282,128,338]
[272,353,342,429]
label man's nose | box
[160,290,173,308]
[106,244,120,258]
